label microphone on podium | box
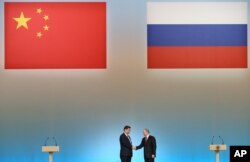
[211,136,215,144]
[218,136,224,144]
[52,137,58,146]
[44,137,49,146]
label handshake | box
[132,146,137,150]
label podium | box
[209,144,227,162]
[42,146,60,162]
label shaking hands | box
[132,146,136,150]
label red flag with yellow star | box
[5,2,106,69]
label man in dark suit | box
[120,125,133,162]
[134,128,157,162]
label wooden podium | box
[209,144,227,162]
[42,146,60,162]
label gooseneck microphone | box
[218,136,224,144]
[44,137,49,146]
[52,137,58,146]
[211,136,215,144]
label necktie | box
[127,135,132,143]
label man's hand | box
[132,146,136,150]
[152,154,155,158]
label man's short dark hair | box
[124,125,131,131]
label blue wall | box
[0,0,250,162]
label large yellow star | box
[13,12,31,29]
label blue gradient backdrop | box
[0,0,250,162]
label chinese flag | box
[5,2,106,69]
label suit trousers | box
[144,157,154,162]
[120,156,131,162]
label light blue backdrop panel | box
[0,0,249,162]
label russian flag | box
[147,2,248,68]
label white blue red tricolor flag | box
[147,2,248,68]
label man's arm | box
[151,137,157,157]
[136,138,144,150]
[120,135,132,150]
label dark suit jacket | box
[136,135,156,158]
[120,133,133,157]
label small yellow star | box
[37,8,42,14]
[13,12,31,29]
[43,15,49,21]
[37,32,42,38]
[43,25,49,31]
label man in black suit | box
[134,128,157,162]
[120,125,133,162]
